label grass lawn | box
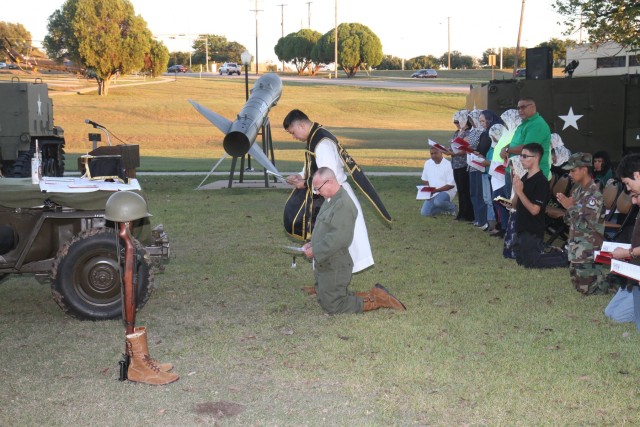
[16,73,465,173]
[0,73,639,425]
[0,175,639,426]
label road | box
[168,71,470,94]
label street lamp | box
[241,50,253,171]
[241,50,252,101]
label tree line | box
[1,0,637,95]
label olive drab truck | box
[0,78,65,177]
[466,46,640,162]
[467,74,640,162]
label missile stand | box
[228,117,277,189]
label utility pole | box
[250,0,263,75]
[514,0,525,77]
[306,1,313,28]
[447,17,451,70]
[278,3,287,72]
[334,0,338,79]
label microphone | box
[85,119,102,128]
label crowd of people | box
[420,96,639,329]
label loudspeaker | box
[526,47,553,80]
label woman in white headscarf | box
[451,109,475,221]
[488,109,522,237]
[466,109,487,227]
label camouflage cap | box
[562,152,592,170]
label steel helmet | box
[104,191,152,222]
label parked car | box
[167,64,188,73]
[516,68,526,78]
[219,62,242,75]
[411,69,438,78]
[0,62,6,69]
[7,63,19,70]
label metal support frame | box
[227,118,277,188]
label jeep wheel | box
[51,228,153,320]
[11,151,32,178]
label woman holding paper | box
[451,110,475,222]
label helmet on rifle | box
[105,191,152,222]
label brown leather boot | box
[362,284,407,311]
[126,331,179,385]
[133,326,173,372]
[301,286,317,295]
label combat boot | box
[133,326,174,372]
[301,286,317,295]
[363,284,407,312]
[126,331,179,386]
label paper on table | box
[39,177,141,193]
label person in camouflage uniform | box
[557,152,609,295]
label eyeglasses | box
[520,153,538,159]
[517,104,533,110]
[313,180,329,194]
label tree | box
[535,38,577,66]
[407,55,439,70]
[168,51,191,67]
[315,23,383,78]
[377,55,404,70]
[439,51,476,69]
[191,35,247,67]
[0,22,32,62]
[554,0,640,49]
[144,38,169,77]
[274,29,322,75]
[481,47,525,69]
[44,0,155,95]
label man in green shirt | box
[302,167,406,314]
[500,97,552,180]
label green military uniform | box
[311,186,363,314]
[565,179,608,294]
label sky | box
[4,0,576,63]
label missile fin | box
[188,99,233,134]
[248,143,281,175]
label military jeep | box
[0,178,170,320]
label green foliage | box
[439,50,476,69]
[316,23,383,78]
[376,54,404,70]
[0,22,32,62]
[191,35,247,66]
[554,0,640,49]
[535,38,578,66]
[145,38,169,77]
[274,29,322,75]
[168,51,191,67]
[44,0,156,95]
[406,55,440,70]
[481,47,525,69]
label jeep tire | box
[51,228,153,320]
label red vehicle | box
[167,64,188,73]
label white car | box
[219,62,241,75]
[0,62,7,69]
